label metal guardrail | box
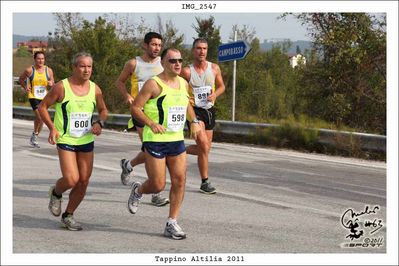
[13,106,386,153]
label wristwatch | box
[94,119,105,128]
[192,118,200,124]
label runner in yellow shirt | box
[115,32,169,206]
[38,52,108,231]
[128,48,201,239]
[19,51,55,147]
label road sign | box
[218,40,251,62]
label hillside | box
[260,39,313,53]
[13,34,312,54]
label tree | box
[156,15,185,50]
[47,13,140,113]
[285,13,386,134]
[229,24,257,43]
[296,45,301,54]
[192,16,221,62]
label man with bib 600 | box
[38,52,108,231]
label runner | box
[115,32,169,207]
[38,52,108,231]
[181,38,225,194]
[127,48,201,239]
[19,51,55,148]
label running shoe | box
[151,193,170,207]
[30,132,40,148]
[164,221,187,240]
[200,180,216,194]
[127,182,142,214]
[61,214,83,231]
[48,186,62,216]
[120,159,132,185]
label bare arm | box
[115,59,136,105]
[37,81,64,145]
[183,80,201,139]
[47,67,55,87]
[180,66,191,82]
[180,66,195,106]
[19,67,32,92]
[92,85,108,136]
[131,79,166,134]
[209,63,226,102]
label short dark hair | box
[33,51,45,59]
[144,32,163,44]
[192,38,208,48]
[160,48,180,60]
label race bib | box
[193,86,212,108]
[167,106,186,132]
[34,85,47,99]
[70,112,92,137]
[138,81,145,92]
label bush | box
[15,47,31,57]
[13,87,28,104]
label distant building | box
[16,41,48,54]
[288,53,306,68]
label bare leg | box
[65,151,93,214]
[186,126,212,180]
[55,149,80,195]
[139,151,167,195]
[33,109,43,134]
[166,152,187,219]
[130,127,145,167]
[55,148,93,214]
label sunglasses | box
[168,58,183,64]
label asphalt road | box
[8,118,388,263]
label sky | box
[13,12,311,43]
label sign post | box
[232,31,237,122]
[218,35,251,121]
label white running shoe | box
[151,193,170,207]
[120,159,132,185]
[127,182,142,214]
[164,221,187,240]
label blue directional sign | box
[218,40,251,62]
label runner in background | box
[19,51,55,148]
[115,32,169,207]
[181,38,226,194]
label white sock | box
[125,160,133,171]
[167,218,177,225]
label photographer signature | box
[340,205,383,240]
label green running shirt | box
[54,78,96,145]
[143,76,189,142]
